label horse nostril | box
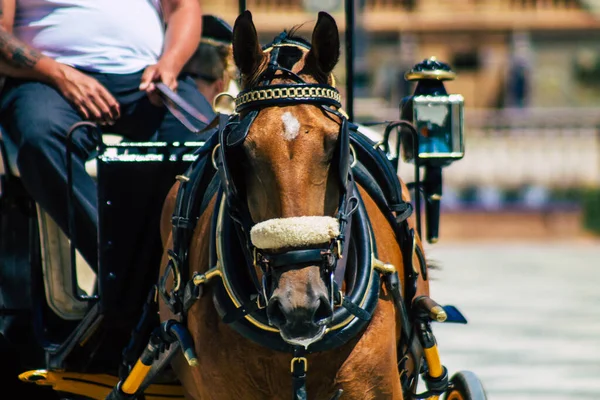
[267,297,287,328]
[313,297,333,326]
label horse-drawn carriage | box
[0,3,487,399]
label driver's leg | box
[0,80,99,270]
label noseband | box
[215,32,356,320]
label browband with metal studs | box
[235,84,342,113]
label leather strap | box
[221,294,263,324]
[333,178,358,288]
[341,297,371,321]
[291,348,308,400]
[265,249,325,269]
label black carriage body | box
[88,143,200,370]
[0,138,201,393]
[98,144,186,317]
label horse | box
[156,10,430,400]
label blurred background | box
[206,0,600,242]
[205,1,600,399]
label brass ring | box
[213,92,236,115]
[212,143,221,170]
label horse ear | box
[306,12,340,77]
[232,10,263,76]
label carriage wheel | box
[443,371,488,400]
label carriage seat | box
[0,126,120,321]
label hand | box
[52,64,120,124]
[139,60,180,106]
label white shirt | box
[14,0,165,74]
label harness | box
[111,33,455,400]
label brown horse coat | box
[157,11,429,400]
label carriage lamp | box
[399,57,465,244]
[400,57,464,166]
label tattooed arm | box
[0,0,61,81]
[0,25,120,121]
[0,1,119,122]
[0,26,65,82]
[0,0,120,121]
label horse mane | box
[282,24,310,47]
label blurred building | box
[203,0,600,110]
[205,0,600,219]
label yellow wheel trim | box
[446,390,465,400]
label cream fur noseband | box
[250,216,340,250]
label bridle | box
[214,32,355,321]
[158,32,380,352]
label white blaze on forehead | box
[281,111,301,141]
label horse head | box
[229,10,345,347]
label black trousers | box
[0,70,215,270]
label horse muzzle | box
[251,216,340,347]
[267,290,333,347]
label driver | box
[182,14,237,106]
[0,0,215,271]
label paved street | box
[420,241,600,400]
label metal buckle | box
[334,289,344,307]
[335,239,343,259]
[255,293,266,310]
[290,357,308,373]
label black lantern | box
[398,57,465,244]
[400,57,464,167]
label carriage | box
[0,3,487,399]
